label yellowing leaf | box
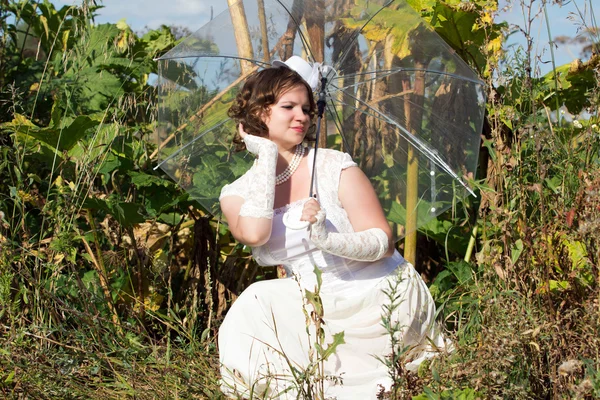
[480,12,493,26]
[116,19,130,31]
[54,175,64,187]
[144,292,164,312]
[10,114,37,128]
[40,15,50,39]
[487,36,503,54]
[116,32,129,51]
[528,341,540,352]
[61,30,70,51]
[565,239,588,270]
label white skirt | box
[218,262,447,399]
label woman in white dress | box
[218,59,446,399]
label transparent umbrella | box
[153,0,486,239]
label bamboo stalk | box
[227,0,254,74]
[257,0,270,63]
[404,144,419,264]
[404,67,426,265]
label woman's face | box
[262,84,311,149]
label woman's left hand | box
[300,198,321,224]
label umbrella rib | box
[332,68,484,90]
[327,71,398,93]
[389,68,485,85]
[340,92,476,197]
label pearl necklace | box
[276,145,305,185]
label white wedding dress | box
[219,148,447,399]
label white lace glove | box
[309,209,389,261]
[238,133,278,219]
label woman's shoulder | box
[316,148,357,169]
[317,148,345,157]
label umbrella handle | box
[309,115,321,199]
[309,76,328,198]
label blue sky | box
[497,0,591,75]
[53,0,593,75]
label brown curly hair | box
[228,67,317,151]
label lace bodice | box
[220,148,403,295]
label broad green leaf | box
[110,201,147,227]
[157,213,183,225]
[128,171,174,188]
[447,261,473,285]
[84,197,146,227]
[95,153,121,184]
[510,239,524,265]
[549,280,570,292]
[565,239,588,270]
[541,61,596,113]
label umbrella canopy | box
[154,0,486,239]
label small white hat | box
[272,56,320,91]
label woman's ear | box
[260,107,270,124]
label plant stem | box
[543,2,561,125]
[464,224,478,262]
[83,213,122,334]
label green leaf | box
[81,270,99,290]
[304,290,323,316]
[138,25,179,60]
[157,213,183,225]
[565,239,588,270]
[316,332,345,362]
[447,261,473,285]
[84,197,146,227]
[549,280,570,293]
[510,239,524,265]
[544,176,562,194]
[541,62,596,113]
[4,370,15,384]
[429,269,454,298]
[98,153,122,179]
[128,171,174,188]
[313,265,323,290]
[110,201,147,227]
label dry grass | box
[0,326,223,399]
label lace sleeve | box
[341,152,357,170]
[219,171,250,201]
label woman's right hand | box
[301,198,322,225]
[238,123,248,141]
[239,124,276,155]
